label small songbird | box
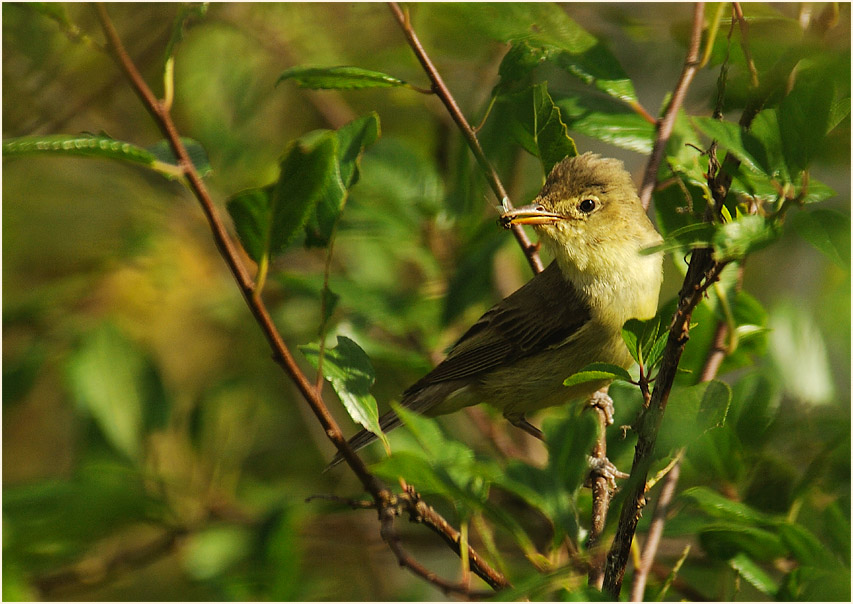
[329,153,663,468]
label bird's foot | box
[586,455,629,490]
[587,390,615,426]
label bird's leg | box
[585,389,628,489]
[507,414,544,440]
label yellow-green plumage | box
[330,153,663,467]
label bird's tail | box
[324,407,403,471]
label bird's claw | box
[588,391,615,426]
[586,455,629,490]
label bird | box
[329,152,663,468]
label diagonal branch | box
[639,3,705,211]
[387,1,543,274]
[94,3,507,596]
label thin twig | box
[629,462,680,601]
[387,1,543,274]
[94,4,507,596]
[639,3,705,211]
[732,3,760,88]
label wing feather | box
[404,261,590,395]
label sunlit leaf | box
[563,362,633,387]
[712,214,780,262]
[729,552,779,595]
[277,66,407,90]
[301,336,387,449]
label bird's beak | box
[499,203,564,229]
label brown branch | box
[387,1,544,274]
[628,461,681,601]
[94,4,507,596]
[34,527,187,598]
[602,254,728,597]
[732,3,760,88]
[639,3,705,211]
[586,393,613,590]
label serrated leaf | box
[300,336,387,449]
[791,209,851,270]
[2,134,211,180]
[269,132,338,254]
[277,66,407,90]
[305,113,380,246]
[621,316,664,367]
[4,134,157,166]
[563,362,633,387]
[729,553,779,595]
[557,96,655,153]
[681,486,773,525]
[507,83,577,176]
[459,4,636,103]
[712,214,780,262]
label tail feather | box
[324,380,467,471]
[324,408,403,471]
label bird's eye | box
[579,199,596,213]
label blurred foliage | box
[2,2,850,601]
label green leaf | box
[556,96,655,153]
[691,117,766,176]
[163,3,208,62]
[65,322,167,461]
[657,380,731,456]
[300,336,387,450]
[2,134,211,179]
[507,83,577,176]
[779,567,852,602]
[461,4,636,103]
[305,113,381,246]
[791,209,851,270]
[728,372,781,449]
[699,524,787,562]
[277,66,407,90]
[621,316,665,367]
[226,186,273,263]
[729,553,778,595]
[681,486,773,526]
[778,522,841,569]
[227,132,337,262]
[183,526,252,580]
[641,222,716,256]
[4,134,157,166]
[779,53,851,173]
[270,133,338,253]
[563,362,633,387]
[712,214,780,262]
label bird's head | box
[501,153,661,274]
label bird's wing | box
[403,260,591,394]
[326,261,592,470]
